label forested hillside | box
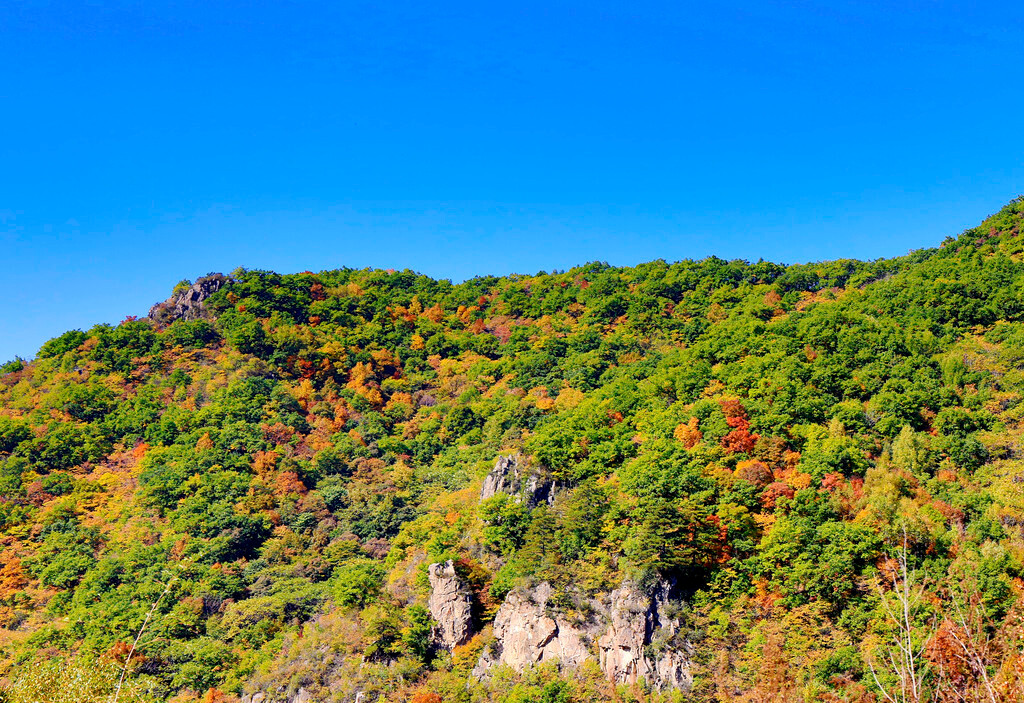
[3,199,1024,702]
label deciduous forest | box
[4,200,1024,702]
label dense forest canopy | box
[3,198,1024,702]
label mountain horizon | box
[7,197,1019,366]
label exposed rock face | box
[480,454,553,506]
[471,582,592,679]
[148,273,228,325]
[428,560,475,649]
[598,580,692,691]
[473,578,692,692]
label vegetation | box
[3,199,1024,701]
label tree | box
[868,530,933,703]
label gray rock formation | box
[472,577,692,692]
[428,560,475,649]
[471,582,591,679]
[480,454,553,506]
[241,691,306,703]
[598,580,692,691]
[148,273,228,325]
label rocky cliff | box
[598,579,691,690]
[148,273,228,325]
[472,577,692,692]
[471,582,592,678]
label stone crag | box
[598,579,691,690]
[479,454,553,506]
[148,273,228,325]
[471,582,591,679]
[472,578,692,692]
[241,689,311,703]
[427,560,475,650]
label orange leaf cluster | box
[722,428,758,454]
[251,450,279,478]
[262,422,297,447]
[274,471,307,496]
[760,482,795,509]
[735,459,773,488]
[410,693,442,703]
[0,553,28,601]
[719,398,759,454]
[671,417,701,448]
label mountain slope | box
[2,198,1024,702]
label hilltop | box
[2,198,1024,702]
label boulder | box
[427,560,475,649]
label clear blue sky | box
[2,1,1023,362]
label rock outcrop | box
[241,690,311,703]
[480,454,553,506]
[148,273,228,325]
[473,577,692,692]
[598,580,692,691]
[471,582,591,679]
[427,560,475,650]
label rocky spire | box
[427,560,475,650]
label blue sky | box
[2,1,1023,361]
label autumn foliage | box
[3,200,1024,700]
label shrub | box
[333,559,385,608]
[37,330,87,359]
